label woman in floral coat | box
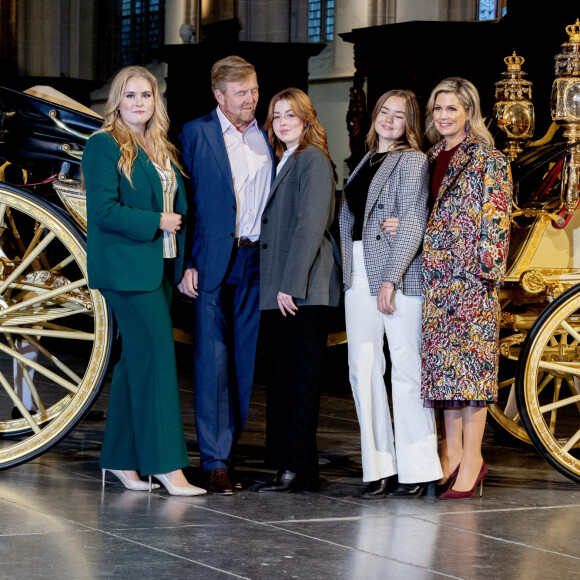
[421,77,512,499]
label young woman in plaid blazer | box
[339,90,442,499]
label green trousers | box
[99,276,188,475]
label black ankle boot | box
[386,482,429,498]
[256,470,304,493]
[361,476,395,499]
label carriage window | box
[121,0,164,66]
[478,0,507,20]
[308,0,335,42]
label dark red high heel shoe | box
[435,463,460,495]
[441,461,488,500]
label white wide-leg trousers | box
[345,242,442,483]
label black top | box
[345,153,386,241]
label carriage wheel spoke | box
[498,378,514,389]
[562,427,580,453]
[3,334,45,413]
[0,202,7,227]
[0,278,87,317]
[1,326,93,340]
[0,341,78,393]
[549,378,562,434]
[539,393,580,414]
[559,320,580,344]
[0,232,56,295]
[0,369,41,434]
[51,255,75,272]
[538,360,580,376]
[17,333,83,384]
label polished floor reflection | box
[1,342,580,579]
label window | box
[308,0,334,43]
[478,0,507,21]
[120,0,164,67]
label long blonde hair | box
[425,77,494,146]
[264,87,336,180]
[100,66,182,183]
[366,89,423,153]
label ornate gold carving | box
[546,281,567,299]
[505,52,525,72]
[23,270,92,310]
[52,178,87,232]
[520,270,547,294]
[499,332,526,359]
[494,51,535,160]
[566,18,580,43]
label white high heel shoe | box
[102,469,159,491]
[150,473,207,496]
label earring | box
[464,119,471,134]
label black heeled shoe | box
[256,470,304,493]
[386,482,429,498]
[360,477,394,499]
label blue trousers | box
[99,276,189,475]
[193,245,260,472]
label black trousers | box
[261,305,330,477]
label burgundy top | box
[431,142,461,202]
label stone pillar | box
[238,0,308,43]
[16,0,94,79]
[368,0,396,27]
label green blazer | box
[82,131,187,291]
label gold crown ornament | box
[505,52,526,72]
[566,18,580,43]
[494,51,535,159]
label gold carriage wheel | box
[516,285,580,483]
[488,331,532,444]
[0,184,111,469]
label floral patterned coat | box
[421,134,512,402]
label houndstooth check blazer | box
[339,149,429,296]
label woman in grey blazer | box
[339,90,442,499]
[256,88,341,493]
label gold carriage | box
[0,85,112,468]
[487,20,580,483]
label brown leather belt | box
[237,237,259,248]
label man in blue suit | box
[178,56,274,494]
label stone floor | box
[1,342,580,580]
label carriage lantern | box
[494,52,535,161]
[550,19,580,213]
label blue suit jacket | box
[179,109,274,292]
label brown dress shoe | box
[205,468,234,495]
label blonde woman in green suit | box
[82,66,205,496]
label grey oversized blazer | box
[339,149,429,296]
[259,146,341,311]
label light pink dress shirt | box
[216,106,272,241]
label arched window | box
[121,0,164,66]
[478,0,507,21]
[308,0,334,43]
